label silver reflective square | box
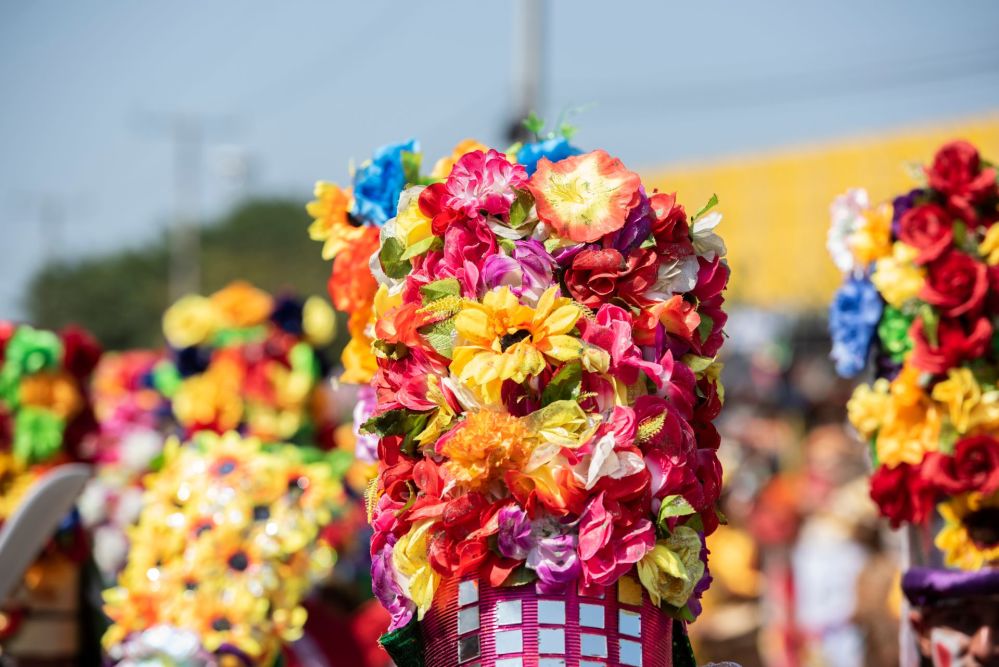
[537,599,565,625]
[620,638,643,666]
[495,659,523,667]
[457,606,479,634]
[579,602,605,629]
[495,599,522,626]
[619,609,642,637]
[458,579,479,606]
[495,628,523,655]
[580,633,608,658]
[539,660,567,667]
[538,628,565,654]
[457,634,480,663]
[581,662,605,667]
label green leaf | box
[499,565,537,588]
[401,150,422,186]
[498,238,516,254]
[939,421,959,455]
[522,112,545,136]
[696,313,714,344]
[419,278,462,305]
[559,122,578,140]
[658,494,697,523]
[540,361,582,406]
[691,193,719,222]
[508,189,535,228]
[360,409,430,456]
[683,513,705,533]
[640,234,657,249]
[399,235,438,261]
[151,360,183,398]
[681,354,714,374]
[372,339,408,361]
[920,305,940,348]
[379,236,412,279]
[421,318,456,359]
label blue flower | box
[516,136,582,176]
[829,275,883,377]
[351,139,418,226]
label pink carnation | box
[444,149,528,219]
[577,492,654,587]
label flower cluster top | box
[828,140,999,570]
[102,431,344,666]
[309,127,731,630]
[156,281,337,446]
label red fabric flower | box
[919,250,988,317]
[869,460,938,528]
[922,435,999,496]
[60,325,103,381]
[419,182,468,236]
[909,315,992,375]
[897,204,954,264]
[577,492,655,587]
[925,140,998,224]
[563,247,659,308]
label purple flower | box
[497,505,533,560]
[529,532,581,593]
[482,239,557,305]
[353,386,378,463]
[371,539,415,631]
[608,190,653,255]
[892,188,923,236]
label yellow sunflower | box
[307,181,366,260]
[936,491,999,570]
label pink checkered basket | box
[420,574,674,667]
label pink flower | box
[372,349,444,412]
[577,492,654,587]
[578,305,664,388]
[444,149,528,219]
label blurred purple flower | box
[482,239,557,305]
[371,538,415,631]
[353,386,379,463]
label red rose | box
[919,251,988,317]
[909,315,992,375]
[60,325,102,381]
[925,140,998,224]
[869,461,938,527]
[564,247,659,308]
[419,182,468,236]
[898,204,954,264]
[923,435,999,496]
[648,191,692,253]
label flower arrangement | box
[828,140,999,569]
[155,281,337,446]
[78,350,169,581]
[102,431,345,666]
[310,125,731,637]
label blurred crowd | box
[690,310,901,667]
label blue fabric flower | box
[829,275,883,378]
[516,136,582,176]
[352,139,418,226]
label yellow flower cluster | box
[936,491,999,570]
[102,432,343,663]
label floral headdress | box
[102,431,345,666]
[828,140,999,581]
[312,126,731,634]
[155,281,337,447]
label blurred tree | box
[25,199,343,351]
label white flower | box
[93,525,129,579]
[646,255,699,302]
[691,211,726,261]
[572,432,645,490]
[828,188,869,274]
[120,429,164,474]
[111,625,214,667]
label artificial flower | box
[936,490,999,570]
[636,526,705,608]
[352,139,417,226]
[827,188,869,273]
[910,315,992,376]
[392,519,441,620]
[162,295,218,349]
[307,181,366,260]
[431,139,489,180]
[517,135,582,176]
[829,275,883,378]
[931,368,999,435]
[211,281,274,329]
[925,140,998,224]
[444,149,528,220]
[920,250,988,317]
[438,409,532,491]
[850,202,893,266]
[871,243,925,308]
[898,203,954,265]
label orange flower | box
[18,371,83,420]
[211,281,274,329]
[328,226,380,315]
[307,182,366,260]
[439,411,532,491]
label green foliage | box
[26,199,337,351]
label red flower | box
[897,204,953,264]
[563,247,659,308]
[419,182,468,236]
[691,257,729,356]
[919,251,988,317]
[923,435,999,496]
[648,191,692,253]
[925,140,998,224]
[909,315,992,375]
[60,325,103,381]
[869,461,938,528]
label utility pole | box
[136,112,236,301]
[506,0,546,143]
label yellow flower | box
[522,400,599,468]
[847,379,890,439]
[211,281,274,329]
[980,223,999,265]
[936,491,999,570]
[440,410,532,491]
[171,364,244,432]
[876,399,940,467]
[416,375,457,447]
[931,367,999,434]
[393,186,433,252]
[872,243,925,307]
[340,309,378,384]
[392,519,441,620]
[636,526,705,608]
[163,294,218,348]
[850,202,893,265]
[431,139,488,180]
[307,181,365,260]
[303,296,336,346]
[451,286,604,403]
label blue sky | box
[2,1,999,317]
